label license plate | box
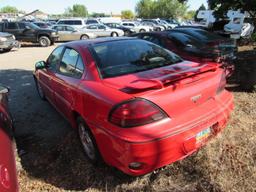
[196,127,211,143]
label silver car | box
[0,32,20,52]
[52,25,96,41]
[82,24,124,37]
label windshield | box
[27,23,40,30]
[91,40,182,78]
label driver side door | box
[18,23,37,42]
[38,46,64,105]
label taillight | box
[109,99,167,128]
[216,72,226,94]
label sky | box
[0,0,208,14]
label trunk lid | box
[103,61,223,118]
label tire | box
[139,29,146,33]
[35,79,46,100]
[111,32,118,37]
[2,48,12,52]
[77,117,101,165]
[124,31,130,36]
[39,36,51,47]
[80,35,89,40]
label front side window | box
[87,25,97,29]
[59,48,84,78]
[47,46,64,71]
[91,40,182,78]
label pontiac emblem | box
[191,94,202,103]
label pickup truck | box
[0,21,59,47]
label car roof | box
[64,37,137,48]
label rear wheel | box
[39,36,51,47]
[80,35,89,40]
[140,29,146,33]
[111,32,118,37]
[77,117,101,165]
[35,79,46,100]
[2,48,12,52]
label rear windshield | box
[91,40,182,78]
[168,32,204,47]
[177,29,223,41]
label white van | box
[57,19,86,29]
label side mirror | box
[24,25,31,30]
[0,86,9,94]
[35,61,47,70]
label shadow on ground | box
[0,69,224,191]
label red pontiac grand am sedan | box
[33,37,234,176]
[0,85,18,191]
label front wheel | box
[77,117,101,165]
[80,35,89,40]
[39,36,51,47]
[111,32,118,37]
[139,29,146,33]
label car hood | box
[0,32,12,38]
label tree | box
[121,10,135,19]
[136,0,187,19]
[184,10,196,20]
[0,6,18,13]
[136,0,155,18]
[66,4,88,17]
[194,4,206,21]
[90,12,110,18]
[208,0,256,19]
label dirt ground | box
[0,45,256,192]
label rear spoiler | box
[125,64,218,91]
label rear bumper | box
[91,90,234,176]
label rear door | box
[3,22,20,39]
[53,47,85,119]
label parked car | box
[33,22,52,29]
[33,38,234,176]
[0,32,20,52]
[104,23,135,36]
[164,19,180,28]
[52,25,96,41]
[121,21,153,33]
[82,24,124,37]
[141,21,165,31]
[0,85,18,192]
[57,19,87,29]
[142,19,167,30]
[132,29,237,76]
[0,21,59,47]
[85,18,101,25]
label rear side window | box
[0,23,3,31]
[169,32,203,47]
[6,23,18,30]
[59,48,84,78]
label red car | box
[0,85,18,191]
[34,38,234,176]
